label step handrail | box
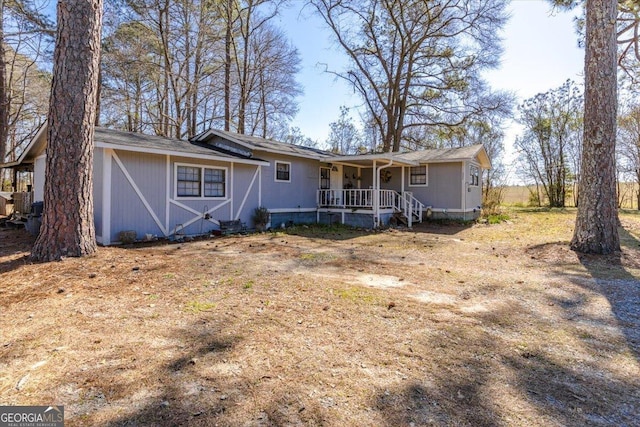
[393,191,425,227]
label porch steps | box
[391,211,409,227]
[391,209,422,228]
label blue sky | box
[279,1,586,154]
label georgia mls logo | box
[0,405,64,427]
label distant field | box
[502,184,640,209]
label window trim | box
[175,162,228,200]
[275,161,291,183]
[408,165,428,187]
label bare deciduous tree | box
[100,0,299,139]
[0,0,53,188]
[617,0,640,78]
[515,80,583,208]
[310,0,509,152]
[241,19,301,139]
[616,102,640,208]
[326,106,362,154]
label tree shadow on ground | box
[373,380,501,427]
[513,226,640,425]
[0,227,34,273]
[569,226,640,362]
[371,314,507,427]
[411,220,474,236]
[91,318,329,426]
[372,248,640,427]
[93,322,244,427]
[525,225,640,364]
[504,351,639,425]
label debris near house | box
[118,230,137,244]
[220,219,247,235]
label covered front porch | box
[317,188,424,228]
[316,154,427,228]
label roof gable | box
[0,123,48,168]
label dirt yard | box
[1,209,639,426]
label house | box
[1,125,491,244]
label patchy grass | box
[185,301,217,313]
[486,212,511,224]
[1,209,639,426]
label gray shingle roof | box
[395,144,486,163]
[329,144,491,168]
[193,129,334,159]
[94,128,250,160]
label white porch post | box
[102,148,113,245]
[230,162,234,219]
[165,155,170,234]
[258,165,262,207]
[372,160,377,227]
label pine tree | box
[31,0,103,261]
[569,0,620,253]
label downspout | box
[375,159,394,228]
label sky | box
[278,0,586,161]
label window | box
[177,166,201,197]
[204,168,225,197]
[320,167,330,189]
[275,161,291,182]
[470,165,480,186]
[176,164,226,198]
[409,165,427,186]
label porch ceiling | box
[328,153,419,168]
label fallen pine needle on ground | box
[1,208,639,426]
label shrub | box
[251,206,270,230]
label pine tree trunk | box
[31,0,102,261]
[224,0,232,132]
[0,0,8,165]
[570,0,620,254]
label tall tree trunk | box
[160,1,170,137]
[95,52,101,126]
[0,0,7,170]
[237,4,252,135]
[32,0,102,261]
[224,0,232,132]
[570,0,619,254]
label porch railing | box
[318,189,374,208]
[318,189,425,226]
[317,189,404,210]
